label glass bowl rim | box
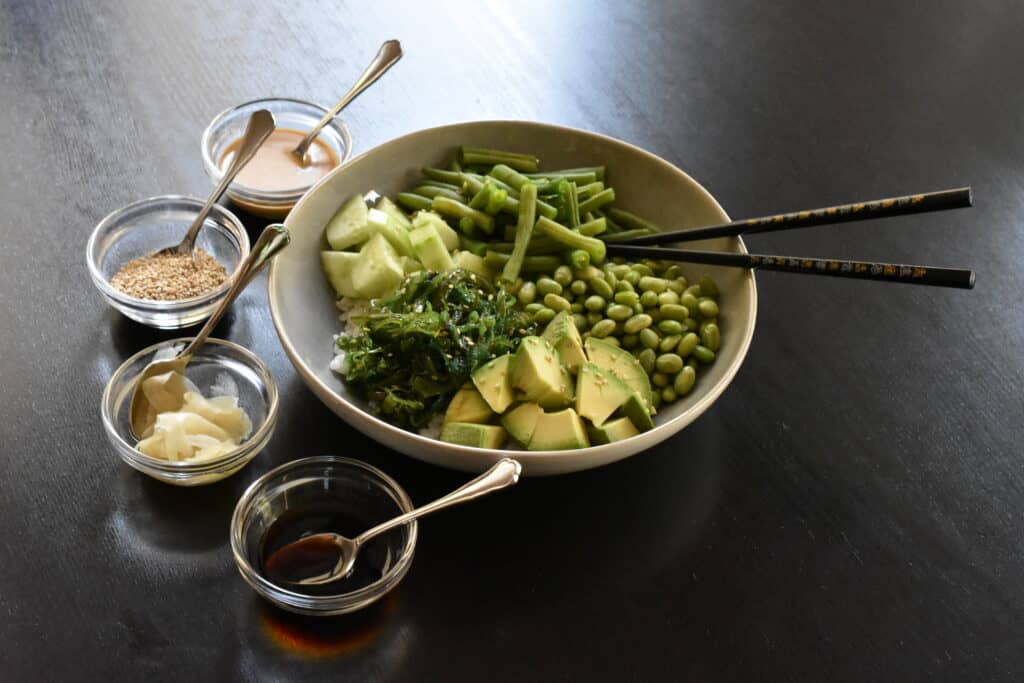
[86,194,250,309]
[101,337,279,473]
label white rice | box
[330,297,371,377]
[418,414,444,440]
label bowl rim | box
[86,194,251,309]
[200,96,354,202]
[229,455,418,613]
[101,336,279,473]
[268,119,758,470]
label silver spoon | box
[154,109,275,262]
[128,224,290,439]
[278,458,522,587]
[291,39,403,164]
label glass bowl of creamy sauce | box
[201,98,352,218]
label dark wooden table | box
[3,1,1022,680]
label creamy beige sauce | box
[220,128,338,192]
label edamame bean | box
[697,298,719,318]
[685,284,702,297]
[621,333,639,349]
[589,277,613,299]
[686,358,700,371]
[610,264,630,278]
[587,311,603,326]
[700,321,721,351]
[657,290,679,306]
[532,307,556,324]
[680,292,700,312]
[577,265,603,281]
[639,290,659,308]
[674,366,696,395]
[624,270,641,286]
[661,386,678,403]
[684,317,700,332]
[637,348,656,374]
[639,328,660,349]
[660,303,689,321]
[572,313,589,331]
[517,281,537,305]
[536,277,562,296]
[651,372,670,388]
[603,336,621,347]
[554,265,573,286]
[657,319,683,336]
[624,313,653,334]
[544,293,571,312]
[590,318,616,338]
[508,278,524,295]
[664,265,683,280]
[615,280,635,294]
[693,345,716,363]
[638,276,667,293]
[659,334,682,353]
[655,353,684,374]
[570,279,588,296]
[614,290,640,307]
[667,278,686,294]
[606,303,633,321]
[525,302,544,314]
[570,302,584,314]
[584,295,606,312]
[676,332,700,357]
[699,275,720,297]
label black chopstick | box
[605,244,975,289]
[608,187,972,245]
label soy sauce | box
[259,505,389,596]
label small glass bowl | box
[101,338,278,486]
[230,456,417,616]
[87,195,250,329]
[201,98,353,219]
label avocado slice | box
[537,365,574,410]
[528,407,590,450]
[541,311,586,374]
[471,354,515,413]
[619,392,655,432]
[575,362,635,427]
[509,336,564,404]
[320,250,363,298]
[584,337,655,413]
[440,422,507,449]
[501,402,544,447]
[444,386,494,425]
[587,416,641,444]
[324,194,370,250]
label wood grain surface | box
[2,0,1022,680]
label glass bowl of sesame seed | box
[87,195,251,329]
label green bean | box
[651,372,670,388]
[524,302,544,314]
[577,217,608,236]
[586,311,603,326]
[676,332,700,357]
[680,293,700,312]
[660,303,689,321]
[577,187,616,215]
[523,166,606,182]
[483,251,561,273]
[462,174,558,220]
[556,179,581,228]
[459,146,539,173]
[421,167,464,185]
[639,328,660,349]
[674,366,697,395]
[699,275,720,297]
[432,197,494,234]
[544,293,572,312]
[660,334,682,353]
[534,217,607,263]
[621,333,639,349]
[657,290,680,306]
[606,207,663,233]
[532,307,556,324]
[570,279,588,296]
[605,304,633,321]
[412,185,465,202]
[600,228,658,242]
[700,322,721,352]
[468,181,494,209]
[489,164,533,192]
[499,181,537,283]
[575,181,605,199]
[639,290,658,308]
[657,319,683,336]
[572,313,589,331]
[485,187,508,215]
[697,298,720,318]
[637,348,657,375]
[458,235,488,256]
[569,249,590,271]
[570,302,584,314]
[590,319,616,338]
[517,281,537,305]
[589,277,614,299]
[661,386,678,403]
[655,353,683,374]
[459,217,476,235]
[624,314,653,334]
[692,345,716,363]
[584,295,605,312]
[396,192,433,212]
[614,290,640,307]
[553,265,574,286]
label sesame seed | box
[109,247,228,300]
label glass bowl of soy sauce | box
[230,456,417,616]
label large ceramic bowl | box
[269,120,757,476]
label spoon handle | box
[354,458,522,547]
[180,224,290,357]
[178,109,276,254]
[293,40,403,161]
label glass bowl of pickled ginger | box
[102,338,278,485]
